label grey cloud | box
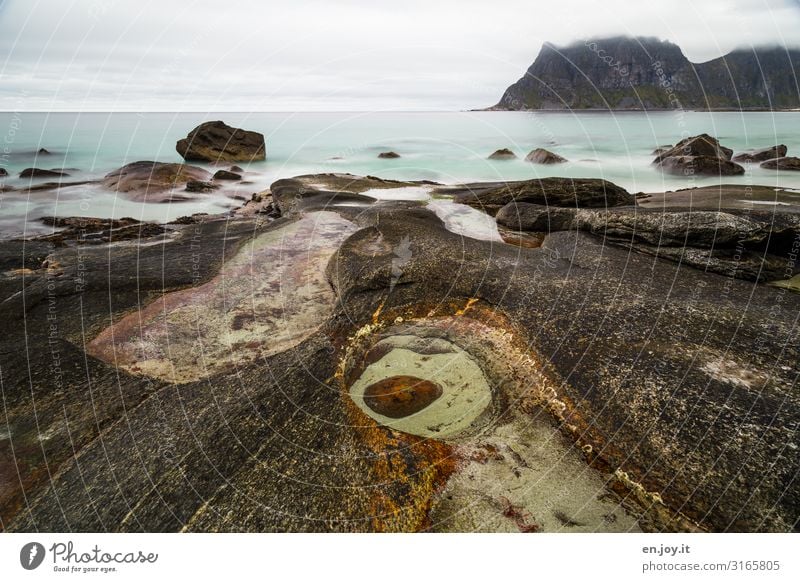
[0,0,798,110]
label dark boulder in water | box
[0,168,7,176]
[732,144,787,163]
[653,134,743,176]
[378,151,401,159]
[213,169,242,181]
[658,155,745,176]
[38,148,50,155]
[176,120,266,163]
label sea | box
[2,110,800,238]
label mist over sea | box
[2,110,800,238]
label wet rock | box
[657,155,744,176]
[230,165,244,173]
[176,120,266,162]
[2,173,797,535]
[169,213,211,225]
[378,151,401,159]
[525,148,567,164]
[213,169,242,181]
[496,203,800,281]
[0,168,8,176]
[732,144,787,163]
[102,161,211,196]
[654,134,733,162]
[760,156,800,171]
[495,202,577,232]
[451,177,634,215]
[36,216,166,245]
[20,168,69,179]
[653,134,742,176]
[185,180,218,193]
[488,148,517,160]
[38,148,50,155]
[651,145,672,155]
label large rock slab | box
[102,161,211,201]
[176,120,266,162]
[1,173,797,534]
[448,177,634,215]
[495,201,800,281]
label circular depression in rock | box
[363,376,443,418]
[348,335,492,439]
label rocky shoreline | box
[0,163,798,533]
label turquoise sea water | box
[2,110,800,238]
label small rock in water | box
[378,151,401,159]
[525,148,567,164]
[20,168,68,178]
[488,148,517,160]
[38,148,50,155]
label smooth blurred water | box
[2,110,800,237]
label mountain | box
[492,37,800,110]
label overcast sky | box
[1,0,799,111]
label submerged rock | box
[760,156,800,171]
[176,120,266,162]
[378,151,401,159]
[488,148,517,160]
[525,148,567,164]
[732,144,787,163]
[20,168,69,178]
[185,180,218,193]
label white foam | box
[427,200,503,242]
[361,186,432,201]
[740,200,792,206]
